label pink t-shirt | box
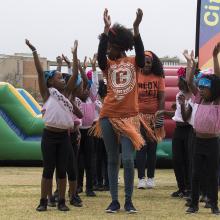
[191,93,220,134]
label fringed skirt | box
[89,113,164,150]
[138,113,165,143]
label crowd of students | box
[25,8,220,215]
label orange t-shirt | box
[138,73,165,114]
[100,56,139,118]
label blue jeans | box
[100,118,135,202]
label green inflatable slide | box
[0,82,43,160]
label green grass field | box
[0,167,218,220]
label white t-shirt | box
[172,92,193,123]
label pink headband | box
[86,70,93,80]
[177,67,186,78]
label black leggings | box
[66,132,78,181]
[136,125,157,179]
[94,137,108,186]
[172,125,192,191]
[191,137,220,207]
[41,129,71,179]
[77,129,94,191]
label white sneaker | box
[146,178,155,189]
[137,178,147,189]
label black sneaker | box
[171,190,184,198]
[200,195,208,203]
[36,198,48,212]
[183,190,191,199]
[204,201,212,208]
[70,196,83,207]
[53,189,59,202]
[48,196,56,207]
[211,206,220,215]
[105,200,120,213]
[94,184,104,191]
[57,199,70,211]
[185,200,191,207]
[186,197,191,202]
[77,186,83,194]
[103,185,110,191]
[86,190,96,197]
[186,206,199,214]
[124,200,138,214]
[75,194,82,203]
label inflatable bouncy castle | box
[156,67,179,159]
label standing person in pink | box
[184,47,220,215]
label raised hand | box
[103,8,111,29]
[90,54,97,66]
[83,56,89,70]
[62,54,71,67]
[133,8,143,28]
[213,42,220,57]
[78,59,83,73]
[56,56,62,65]
[90,53,97,71]
[25,39,36,51]
[183,50,192,63]
[71,40,78,54]
[25,39,49,102]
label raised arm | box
[62,54,71,69]
[97,9,111,71]
[25,39,49,102]
[78,58,89,90]
[62,54,72,74]
[90,53,97,72]
[213,42,220,77]
[64,40,79,97]
[184,50,198,95]
[133,8,145,68]
[56,56,62,72]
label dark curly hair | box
[108,23,134,51]
[203,74,220,101]
[145,51,164,78]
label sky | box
[0,0,197,61]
